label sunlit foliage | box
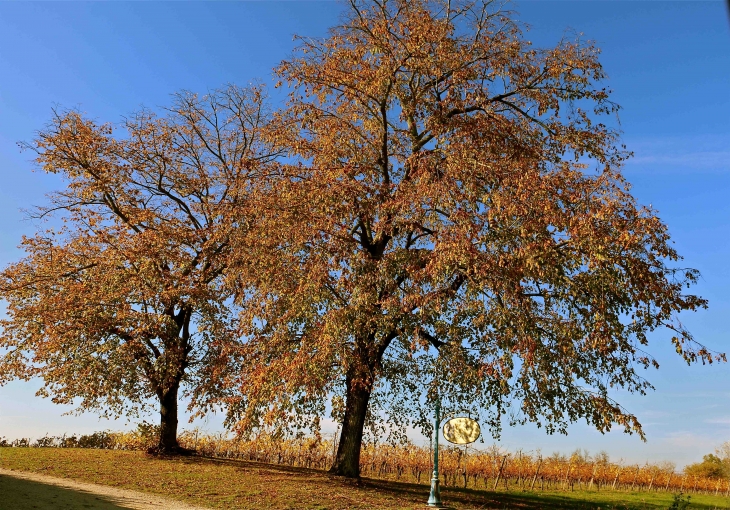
[215,0,718,478]
[0,86,278,452]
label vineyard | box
[2,429,728,498]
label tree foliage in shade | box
[0,85,277,453]
[217,0,720,478]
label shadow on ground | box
[194,455,725,509]
[0,474,132,510]
[366,478,718,510]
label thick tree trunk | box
[329,367,374,478]
[157,383,180,454]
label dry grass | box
[2,448,730,509]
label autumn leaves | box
[0,0,720,478]
[0,86,277,453]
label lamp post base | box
[427,474,441,507]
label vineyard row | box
[2,430,726,496]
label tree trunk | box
[329,367,374,478]
[157,382,180,454]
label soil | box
[0,468,208,510]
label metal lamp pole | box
[427,394,442,506]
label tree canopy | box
[0,85,277,452]
[685,454,728,480]
[0,0,721,477]
[685,442,730,480]
[212,0,719,477]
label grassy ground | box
[1,448,729,510]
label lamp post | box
[427,394,442,507]
[424,341,480,507]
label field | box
[2,448,730,510]
[5,430,728,496]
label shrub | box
[668,492,690,510]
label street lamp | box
[427,393,443,507]
[424,340,481,508]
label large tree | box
[219,0,719,478]
[0,86,277,453]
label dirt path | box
[0,468,209,510]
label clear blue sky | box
[0,1,728,468]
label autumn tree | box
[215,0,719,478]
[685,454,728,480]
[0,85,277,453]
[690,441,730,480]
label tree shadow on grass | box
[0,474,133,510]
[186,456,727,510]
[366,478,725,510]
[189,455,325,475]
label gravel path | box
[0,468,209,510]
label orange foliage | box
[217,0,720,478]
[0,86,278,452]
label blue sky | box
[0,1,728,468]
